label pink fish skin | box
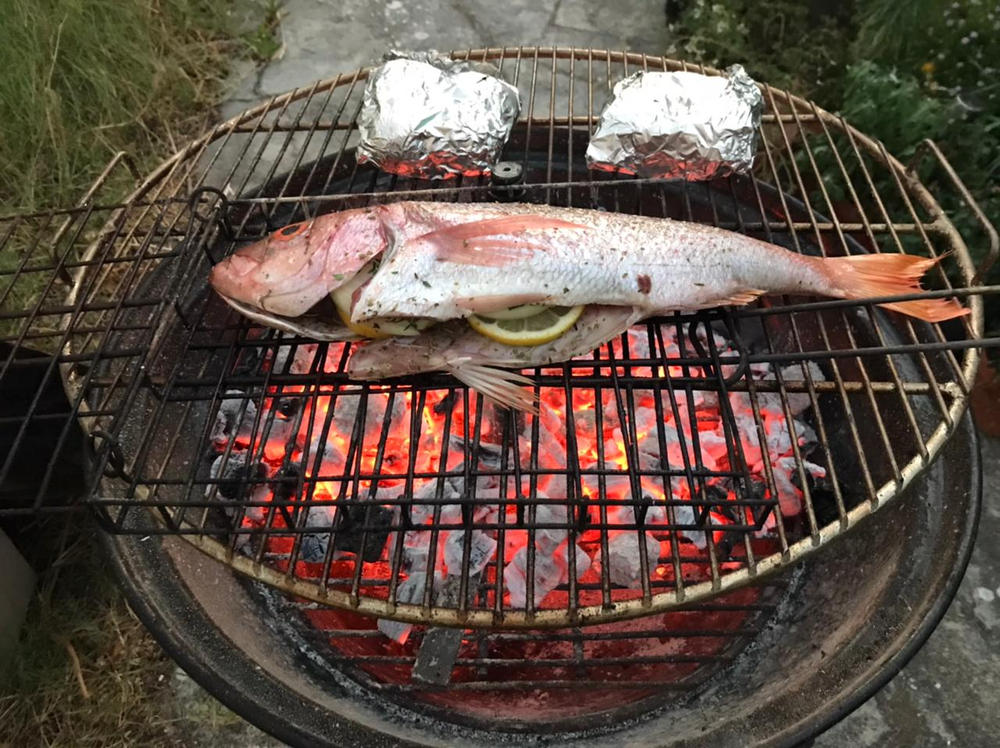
[209,206,390,317]
[351,202,968,325]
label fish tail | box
[817,253,969,323]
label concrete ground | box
[178,2,998,744]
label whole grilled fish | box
[210,201,966,336]
[209,200,967,408]
[347,306,643,412]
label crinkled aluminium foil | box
[586,64,763,180]
[357,51,521,179]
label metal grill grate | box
[1,49,997,628]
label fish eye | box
[275,222,309,240]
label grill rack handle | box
[908,138,998,285]
[185,186,236,266]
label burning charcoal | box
[504,549,558,609]
[268,345,294,374]
[243,483,271,524]
[304,437,346,478]
[532,499,573,554]
[795,421,819,452]
[290,343,321,374]
[472,499,500,527]
[694,429,729,471]
[270,463,300,504]
[332,392,408,449]
[605,531,661,587]
[331,503,394,562]
[762,417,795,456]
[607,486,669,528]
[378,570,443,644]
[443,530,497,577]
[207,450,267,501]
[211,390,258,445]
[269,343,325,375]
[770,456,809,517]
[449,434,504,468]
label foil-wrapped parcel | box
[357,51,521,179]
[586,64,762,180]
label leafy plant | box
[241,0,283,63]
[665,0,856,107]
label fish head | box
[209,207,390,318]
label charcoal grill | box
[1,48,997,744]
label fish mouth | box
[215,294,361,342]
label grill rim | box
[58,47,988,628]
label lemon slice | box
[468,305,585,346]
[331,259,431,339]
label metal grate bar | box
[1,48,994,632]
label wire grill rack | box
[1,48,996,627]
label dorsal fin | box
[420,215,586,266]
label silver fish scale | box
[356,202,828,321]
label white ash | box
[671,503,707,549]
[504,540,591,609]
[443,530,497,577]
[377,570,442,645]
[401,529,434,572]
[775,362,825,416]
[409,476,464,526]
[210,390,258,446]
[530,500,576,554]
[297,502,339,563]
[603,531,661,588]
[603,486,669,527]
[328,389,410,448]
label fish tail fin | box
[448,362,539,414]
[818,253,969,323]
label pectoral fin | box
[447,361,539,414]
[219,296,361,341]
[713,289,766,307]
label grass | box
[0,520,180,746]
[0,0,234,214]
[0,1,267,744]
[0,517,270,746]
